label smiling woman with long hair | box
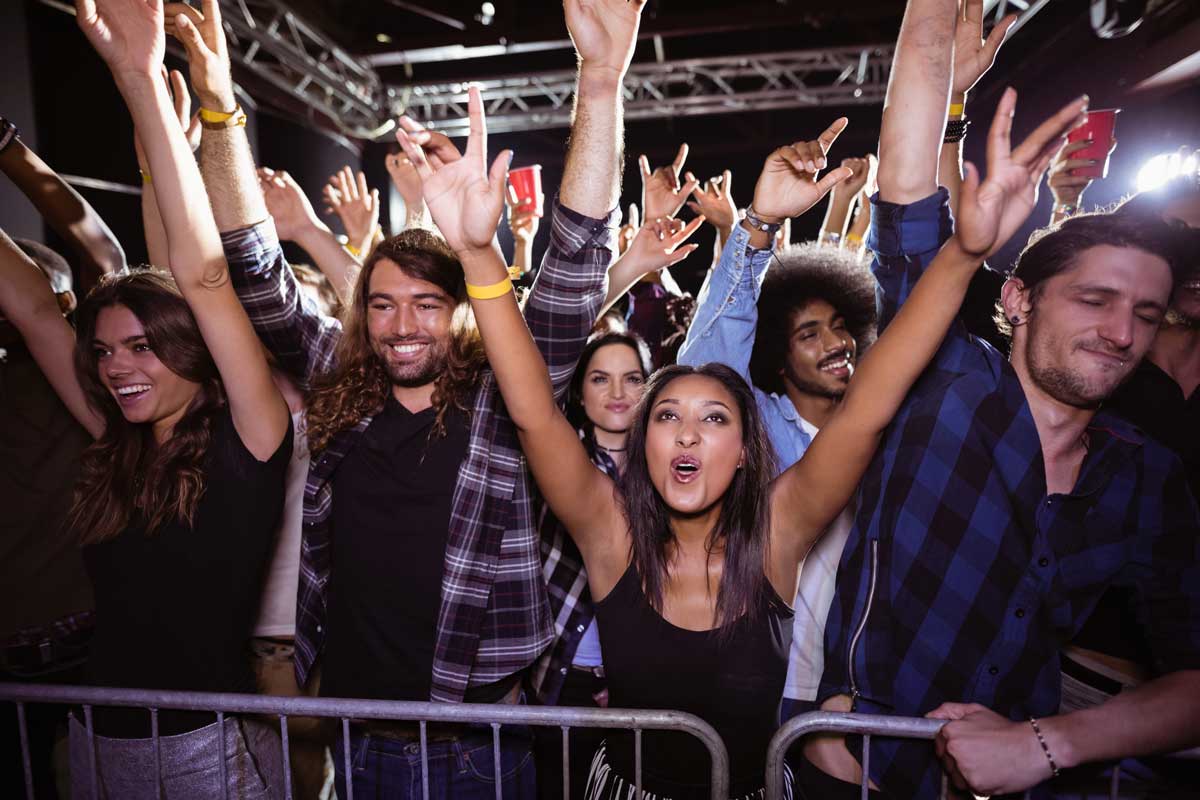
[0,1,292,796]
[397,83,1073,798]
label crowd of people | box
[1,0,1198,798]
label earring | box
[1010,315,1021,325]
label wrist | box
[455,239,505,265]
[293,217,333,246]
[577,66,624,95]
[199,89,237,115]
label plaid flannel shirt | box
[221,198,617,702]
[530,436,618,704]
[818,189,1200,797]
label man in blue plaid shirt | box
[804,1,1200,798]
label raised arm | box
[0,228,104,438]
[396,87,627,589]
[258,166,360,304]
[818,156,872,246]
[601,216,704,314]
[136,67,201,269]
[0,119,124,292]
[78,0,288,460]
[766,89,1089,591]
[322,166,381,257]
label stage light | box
[1136,151,1200,193]
[477,2,495,26]
[376,33,392,44]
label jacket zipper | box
[847,539,879,701]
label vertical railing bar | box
[16,701,34,800]
[151,708,162,800]
[342,717,354,800]
[279,714,293,800]
[420,720,430,800]
[861,733,870,800]
[84,703,98,800]
[561,725,570,800]
[940,772,949,800]
[217,711,228,800]
[1109,764,1121,800]
[492,722,502,800]
[634,727,643,797]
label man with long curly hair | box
[177,0,648,796]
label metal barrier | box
[0,682,729,800]
[764,711,1200,800]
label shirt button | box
[576,624,586,633]
[988,666,999,676]
[1038,557,1049,567]
[1015,608,1026,618]
[560,667,568,676]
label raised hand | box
[506,186,541,247]
[76,0,164,82]
[385,150,424,209]
[564,0,648,78]
[164,0,235,112]
[640,144,701,221]
[395,86,510,255]
[620,215,706,278]
[258,167,321,243]
[617,203,640,255]
[956,89,1089,258]
[953,0,1016,96]
[323,166,380,250]
[750,118,854,222]
[1048,138,1114,209]
[686,170,737,236]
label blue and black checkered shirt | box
[818,189,1200,798]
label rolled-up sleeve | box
[523,197,619,400]
[221,220,342,389]
[868,188,954,332]
[677,223,773,384]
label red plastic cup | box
[1066,109,1120,178]
[508,165,544,218]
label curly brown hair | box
[67,269,225,545]
[305,230,486,454]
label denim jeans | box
[334,727,535,800]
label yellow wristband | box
[507,265,523,280]
[199,106,236,123]
[846,232,863,245]
[465,276,514,300]
[140,170,152,185]
[948,103,965,118]
[344,242,361,257]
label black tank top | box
[595,562,793,799]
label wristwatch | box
[742,206,782,236]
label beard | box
[781,354,853,400]
[1024,320,1130,409]
[372,336,449,388]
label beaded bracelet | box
[0,117,19,155]
[944,118,971,144]
[1029,717,1060,778]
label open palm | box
[76,0,164,79]
[396,87,509,255]
[957,88,1089,258]
[953,0,1015,95]
[564,0,648,76]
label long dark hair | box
[67,270,225,544]
[566,330,652,433]
[619,363,777,635]
[306,230,485,453]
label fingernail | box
[507,151,514,167]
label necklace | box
[596,443,627,453]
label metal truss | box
[219,0,389,138]
[393,45,895,137]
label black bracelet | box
[943,118,971,144]
[1029,717,1061,778]
[0,117,18,155]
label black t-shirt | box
[320,397,470,701]
[83,410,292,737]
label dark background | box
[3,0,1199,297]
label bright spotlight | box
[1136,151,1199,193]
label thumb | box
[489,150,512,204]
[812,165,854,200]
[960,161,982,208]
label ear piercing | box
[1010,315,1021,325]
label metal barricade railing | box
[764,710,1200,800]
[0,682,729,800]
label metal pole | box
[15,701,33,800]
